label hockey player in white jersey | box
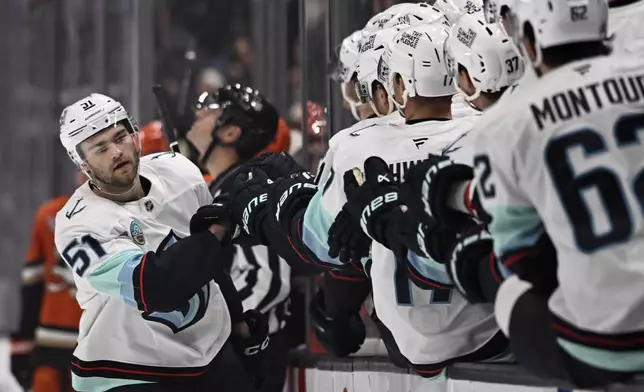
[323,22,507,377]
[393,13,526,303]
[449,0,644,387]
[225,21,507,378]
[55,94,270,392]
[608,0,644,56]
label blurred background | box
[0,0,419,267]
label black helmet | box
[195,84,279,163]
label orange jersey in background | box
[16,195,81,351]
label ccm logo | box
[244,336,270,356]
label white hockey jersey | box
[54,152,231,391]
[473,54,644,372]
[303,112,499,366]
[609,0,644,58]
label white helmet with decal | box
[59,93,140,168]
[378,23,455,110]
[444,13,524,101]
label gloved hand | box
[10,352,31,390]
[447,224,495,303]
[2,338,26,392]
[327,205,372,265]
[267,171,318,232]
[189,200,233,243]
[243,152,306,180]
[230,310,271,389]
[309,289,366,357]
[228,169,272,243]
[403,153,475,229]
[343,157,403,249]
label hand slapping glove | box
[243,152,307,180]
[340,157,406,251]
[402,153,476,229]
[228,169,274,245]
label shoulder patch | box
[130,220,146,246]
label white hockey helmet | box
[507,0,608,66]
[383,3,451,30]
[482,0,515,23]
[60,93,140,168]
[332,30,367,120]
[355,27,400,116]
[378,23,455,110]
[433,0,484,23]
[364,10,398,32]
[444,14,524,102]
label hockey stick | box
[152,84,182,154]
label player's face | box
[373,83,391,115]
[186,108,220,157]
[457,70,476,97]
[80,124,140,189]
[393,74,405,107]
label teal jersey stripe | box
[87,249,144,308]
[558,337,644,372]
[302,191,344,266]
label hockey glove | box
[343,157,403,249]
[404,154,475,229]
[189,200,234,243]
[10,351,32,389]
[228,169,272,243]
[447,224,495,303]
[268,171,318,232]
[244,152,306,179]
[309,289,366,357]
[327,205,372,265]
[231,310,271,389]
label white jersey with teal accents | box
[303,112,499,366]
[609,0,644,58]
[54,152,230,391]
[474,54,644,372]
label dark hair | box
[523,22,611,68]
[415,95,453,106]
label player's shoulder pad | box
[328,114,403,151]
[54,185,128,245]
[140,152,205,189]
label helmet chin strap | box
[87,165,141,198]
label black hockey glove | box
[447,224,497,303]
[404,154,475,229]
[268,171,318,232]
[228,169,272,244]
[343,157,404,249]
[231,310,271,389]
[244,152,306,179]
[11,352,33,389]
[327,205,372,265]
[189,200,233,243]
[309,288,366,357]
